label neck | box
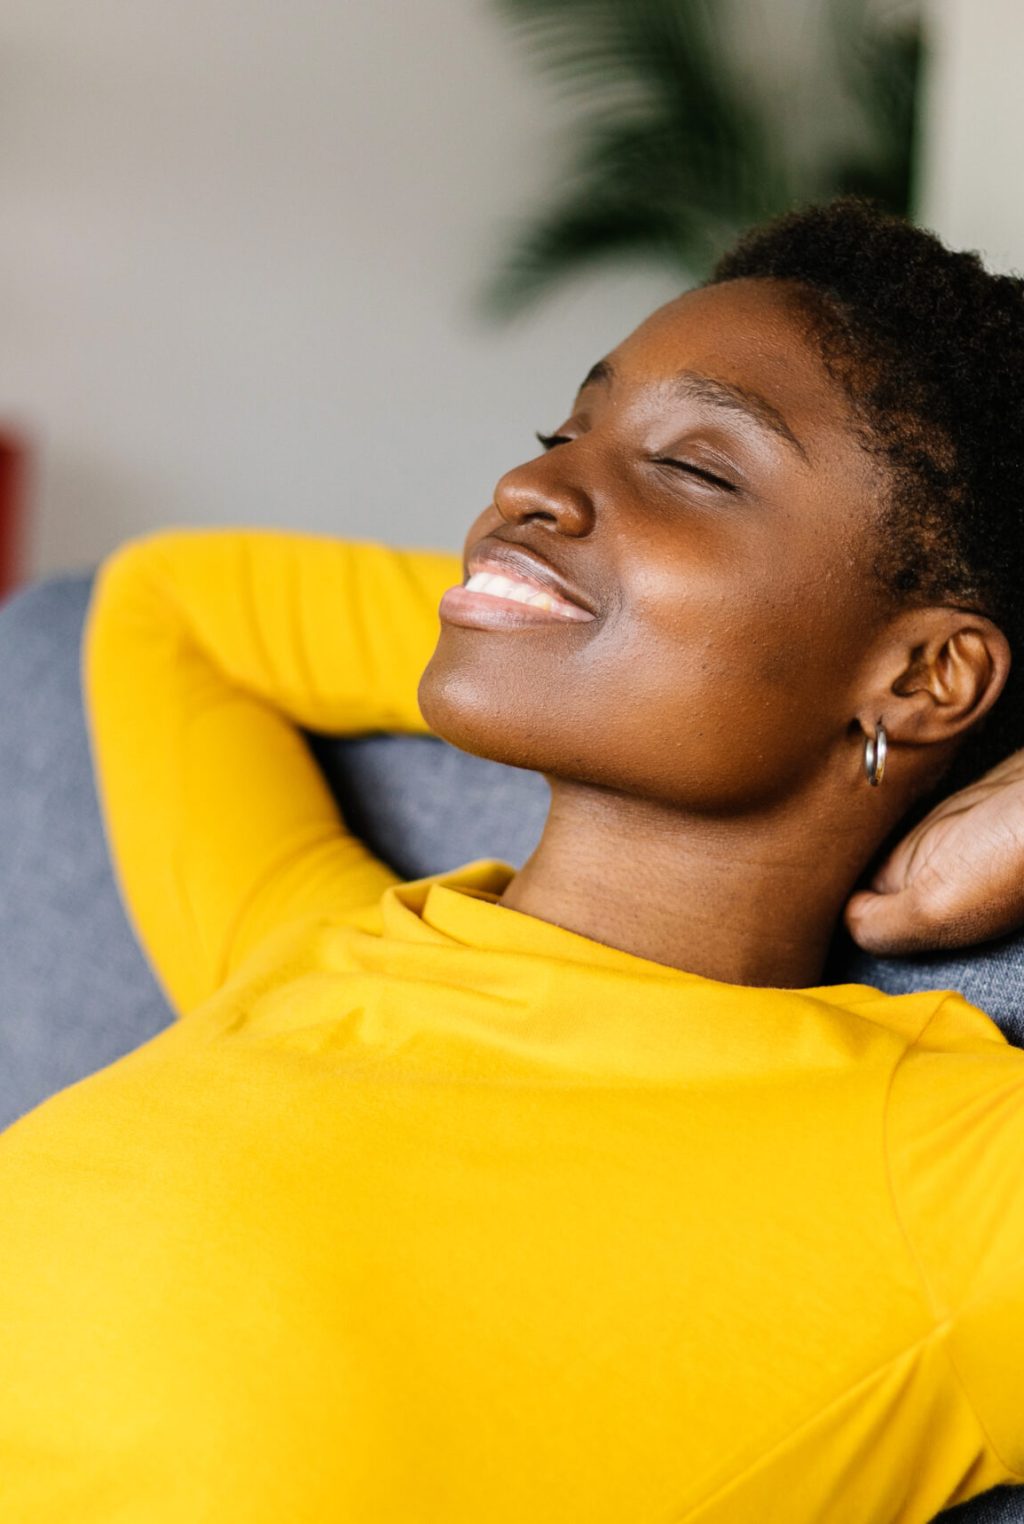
[498,778,889,988]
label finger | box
[861,841,917,899]
[843,887,943,957]
[844,879,1009,956]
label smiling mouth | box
[439,561,596,630]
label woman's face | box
[418,276,895,811]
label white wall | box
[0,0,680,576]
[915,0,1024,274]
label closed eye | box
[536,432,736,493]
[653,457,737,492]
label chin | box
[416,651,642,794]
[416,657,549,772]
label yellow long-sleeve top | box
[1,527,1023,1524]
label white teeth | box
[465,570,564,613]
[498,578,534,604]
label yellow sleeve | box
[887,993,1024,1483]
[81,525,463,1018]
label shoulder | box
[886,990,1024,1480]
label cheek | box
[612,562,813,706]
[576,572,861,794]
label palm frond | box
[483,0,923,318]
[479,197,692,320]
[828,0,924,211]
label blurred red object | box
[0,431,29,601]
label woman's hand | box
[844,749,1024,955]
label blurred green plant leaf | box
[481,0,923,318]
[829,0,924,211]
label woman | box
[2,195,1024,1522]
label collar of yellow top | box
[384,858,895,1007]
[359,862,971,1074]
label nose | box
[492,454,595,536]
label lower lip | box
[438,584,596,630]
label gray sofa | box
[0,570,1021,1523]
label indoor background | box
[0,0,1014,584]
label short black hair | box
[707,194,1024,802]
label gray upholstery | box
[0,570,1021,1522]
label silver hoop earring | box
[863,720,887,787]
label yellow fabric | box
[1,526,1023,1523]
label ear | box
[862,607,1012,748]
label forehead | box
[606,277,856,445]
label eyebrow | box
[577,358,809,462]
